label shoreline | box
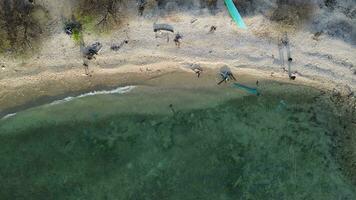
[0,63,349,119]
[0,69,171,119]
[0,85,136,120]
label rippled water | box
[0,81,355,199]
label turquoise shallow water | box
[0,81,355,199]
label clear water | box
[0,81,355,200]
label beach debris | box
[0,62,5,70]
[312,31,323,41]
[209,25,217,33]
[191,18,198,24]
[174,33,183,48]
[154,23,174,43]
[137,0,147,16]
[111,40,128,51]
[218,66,236,85]
[64,16,82,36]
[153,23,174,33]
[153,23,174,43]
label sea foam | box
[1,86,136,120]
[49,86,136,105]
[2,113,17,120]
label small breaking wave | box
[1,86,136,120]
[2,113,17,120]
[49,86,136,106]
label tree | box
[78,0,125,28]
[0,0,47,52]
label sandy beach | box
[0,11,355,116]
[1,1,356,198]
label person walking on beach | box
[278,32,295,80]
[83,59,90,76]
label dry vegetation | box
[0,0,354,55]
[76,0,126,28]
[0,0,49,53]
[270,0,316,24]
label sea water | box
[0,81,355,199]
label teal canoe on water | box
[232,83,259,95]
[224,0,247,29]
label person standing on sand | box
[174,33,183,48]
[194,68,203,78]
[137,0,146,16]
[83,59,90,76]
[190,64,203,78]
[278,32,295,80]
[80,40,102,76]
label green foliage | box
[75,0,125,32]
[72,29,82,43]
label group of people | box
[63,3,295,81]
